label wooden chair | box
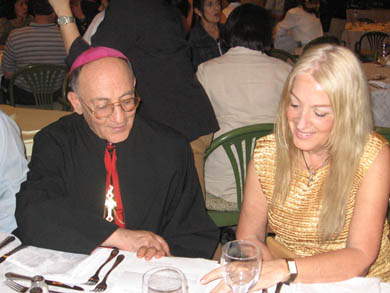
[204,123,274,227]
[9,64,67,109]
[266,48,297,65]
[355,31,389,63]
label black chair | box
[9,64,67,109]
[355,31,389,63]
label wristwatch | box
[57,16,76,26]
[284,258,298,285]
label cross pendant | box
[105,185,117,222]
[307,171,315,187]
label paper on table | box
[64,248,220,292]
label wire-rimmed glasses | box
[78,93,140,119]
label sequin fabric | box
[254,133,390,281]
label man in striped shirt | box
[1,0,66,104]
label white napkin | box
[368,80,390,89]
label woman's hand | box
[200,259,290,292]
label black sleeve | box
[65,36,91,68]
[14,130,117,255]
[162,142,219,259]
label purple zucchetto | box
[70,46,129,74]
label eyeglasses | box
[78,93,140,119]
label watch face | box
[287,260,297,274]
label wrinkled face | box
[14,0,28,18]
[286,74,334,155]
[70,57,137,143]
[201,0,221,24]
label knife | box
[0,235,15,250]
[6,272,84,291]
[0,244,26,264]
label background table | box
[347,9,390,23]
[364,63,390,128]
[0,105,71,159]
[342,22,390,50]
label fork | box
[84,247,119,285]
[5,279,64,293]
[92,254,125,292]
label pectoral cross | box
[104,185,117,222]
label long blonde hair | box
[273,44,373,241]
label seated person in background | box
[221,0,240,19]
[265,0,285,21]
[0,109,28,233]
[1,0,66,105]
[188,0,227,72]
[70,0,101,35]
[197,4,291,209]
[201,44,390,289]
[273,0,323,54]
[0,0,32,47]
[15,46,219,260]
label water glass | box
[142,266,187,293]
[221,240,261,293]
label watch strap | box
[284,258,298,285]
[57,16,76,26]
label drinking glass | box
[221,240,261,293]
[142,266,187,293]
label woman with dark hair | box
[273,0,323,54]
[0,0,32,46]
[198,4,291,210]
[188,0,227,71]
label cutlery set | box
[0,237,124,293]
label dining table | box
[0,232,389,293]
[347,9,390,24]
[0,105,72,160]
[364,62,390,128]
[341,21,390,51]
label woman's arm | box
[236,158,273,261]
[48,0,80,54]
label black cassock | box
[15,114,219,258]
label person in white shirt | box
[0,109,28,233]
[222,0,240,19]
[197,4,291,207]
[273,0,323,54]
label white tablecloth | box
[363,63,390,127]
[0,232,389,292]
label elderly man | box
[15,47,219,259]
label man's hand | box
[102,229,171,260]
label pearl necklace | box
[301,151,329,187]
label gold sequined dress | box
[254,133,390,282]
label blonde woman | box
[201,44,390,290]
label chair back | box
[355,31,389,62]
[205,123,274,227]
[9,64,67,109]
[375,126,390,142]
[266,48,297,65]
